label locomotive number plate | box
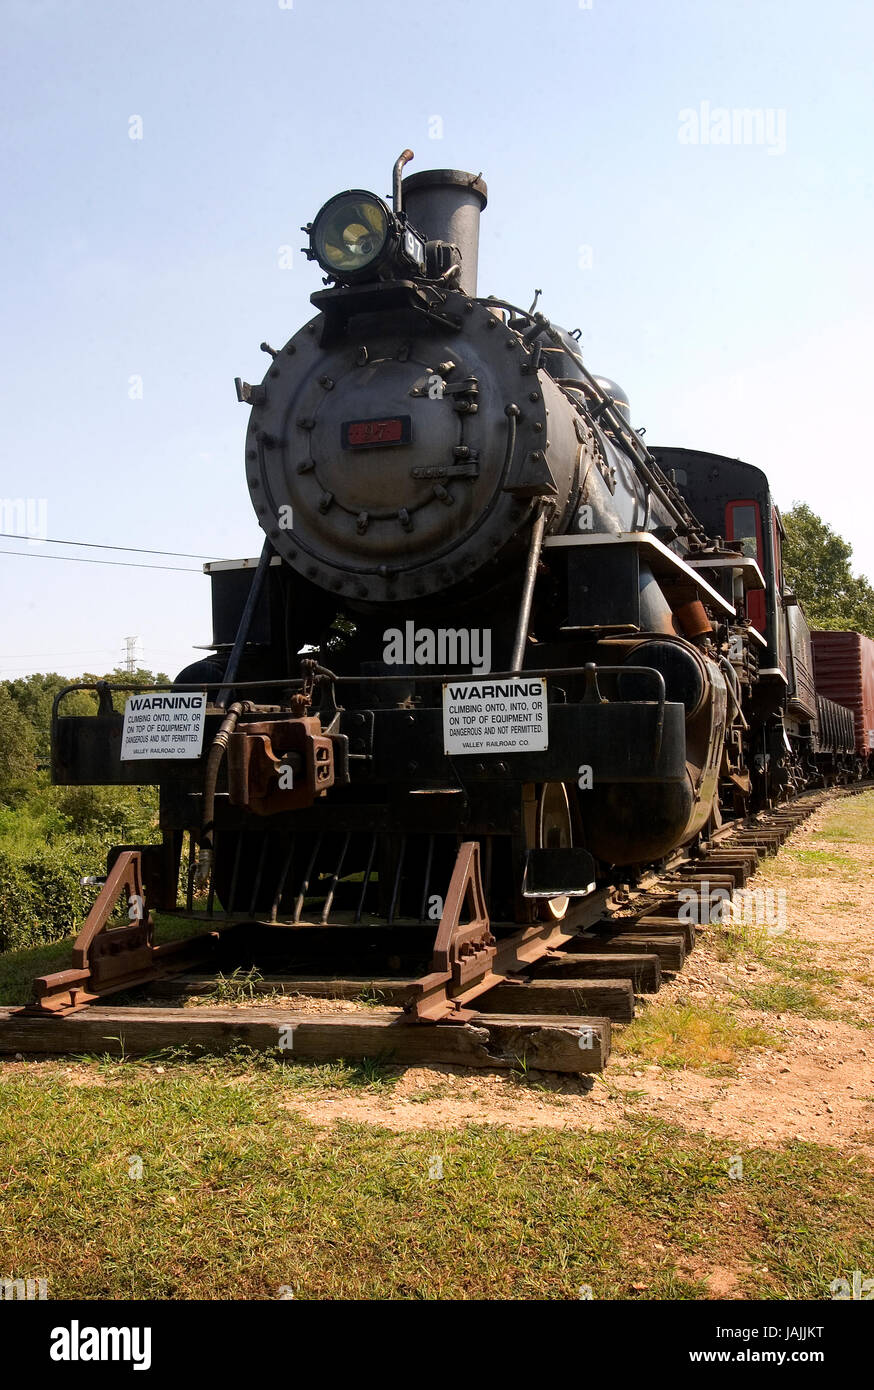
[341,416,412,449]
[442,679,548,756]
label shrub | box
[0,836,107,952]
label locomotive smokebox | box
[401,168,488,296]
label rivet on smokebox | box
[319,376,334,390]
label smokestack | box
[401,168,488,297]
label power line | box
[0,534,230,560]
[2,649,120,658]
[0,549,200,573]
[2,646,191,659]
[0,646,193,673]
[1,664,117,672]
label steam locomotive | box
[48,155,867,1015]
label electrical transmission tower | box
[122,635,140,674]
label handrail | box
[52,662,668,698]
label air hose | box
[195,701,248,890]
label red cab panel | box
[725,500,766,632]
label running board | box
[522,847,598,898]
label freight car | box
[812,630,874,777]
[30,155,865,1026]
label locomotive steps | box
[0,790,841,1074]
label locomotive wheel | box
[535,782,573,921]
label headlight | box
[311,191,391,279]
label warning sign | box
[120,692,207,761]
[442,678,548,756]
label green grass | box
[0,1063,869,1300]
[810,792,874,844]
[765,847,862,883]
[355,984,394,1007]
[0,911,208,1007]
[614,1002,776,1071]
[67,1046,401,1091]
[768,958,842,989]
[734,980,843,1021]
[202,967,267,1004]
[711,915,773,962]
[789,849,858,869]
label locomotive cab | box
[652,446,856,797]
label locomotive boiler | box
[206,155,734,874]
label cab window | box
[726,503,760,559]
[725,500,766,634]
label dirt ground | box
[276,794,874,1151]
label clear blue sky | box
[2,0,872,680]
